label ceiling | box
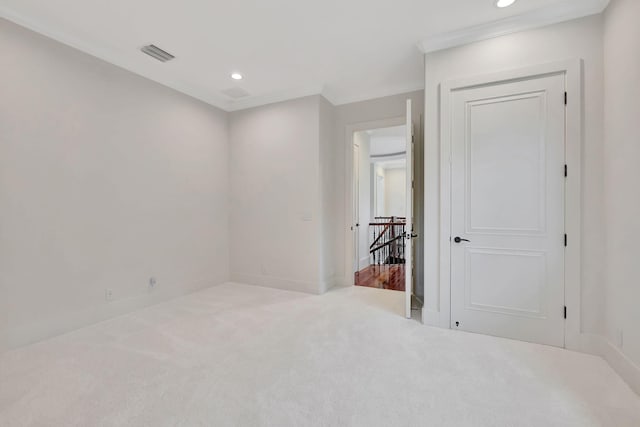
[0,0,608,111]
[368,126,406,157]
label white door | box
[450,73,566,347]
[353,143,360,275]
[404,99,414,319]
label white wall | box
[319,96,340,292]
[384,167,407,218]
[335,91,424,297]
[373,165,386,217]
[602,0,640,374]
[423,15,604,333]
[229,96,333,294]
[0,18,230,351]
[355,131,372,270]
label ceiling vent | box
[221,87,250,99]
[140,44,175,62]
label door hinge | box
[564,234,568,247]
[564,164,568,177]
[564,92,568,105]
[564,306,567,319]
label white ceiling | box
[368,126,406,157]
[0,0,608,111]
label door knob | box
[454,236,470,243]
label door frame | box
[344,117,406,286]
[438,59,582,350]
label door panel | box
[450,73,566,347]
[405,99,413,319]
[353,143,360,275]
[467,93,547,234]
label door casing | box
[437,59,583,350]
[344,117,406,285]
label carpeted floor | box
[1,283,639,426]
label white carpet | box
[1,283,639,426]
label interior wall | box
[373,165,386,217]
[355,132,372,270]
[384,168,407,217]
[334,91,424,298]
[602,0,640,370]
[423,15,604,333]
[319,96,340,292]
[0,18,230,351]
[228,96,324,294]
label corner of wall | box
[580,333,640,395]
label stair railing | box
[369,216,406,265]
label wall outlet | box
[149,277,157,290]
[105,288,114,302]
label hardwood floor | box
[354,264,405,291]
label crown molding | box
[325,81,425,106]
[3,0,608,113]
[225,85,325,112]
[0,5,421,112]
[0,5,234,111]
[418,0,610,54]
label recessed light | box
[496,0,516,7]
[231,73,243,80]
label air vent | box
[140,44,175,62]
[221,87,250,99]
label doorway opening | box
[352,125,408,292]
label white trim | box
[231,272,322,295]
[343,117,406,286]
[6,276,226,350]
[437,59,583,350]
[0,5,233,111]
[418,0,610,54]
[422,308,441,327]
[580,333,640,395]
[226,85,325,112]
[320,275,341,294]
[326,81,425,107]
[404,98,414,319]
[0,5,423,113]
[1,0,607,113]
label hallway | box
[355,264,405,291]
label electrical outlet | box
[149,277,157,290]
[105,288,113,302]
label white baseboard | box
[231,271,321,295]
[418,314,640,396]
[320,275,341,294]
[5,276,226,351]
[580,333,640,395]
[422,307,442,327]
[358,256,370,271]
